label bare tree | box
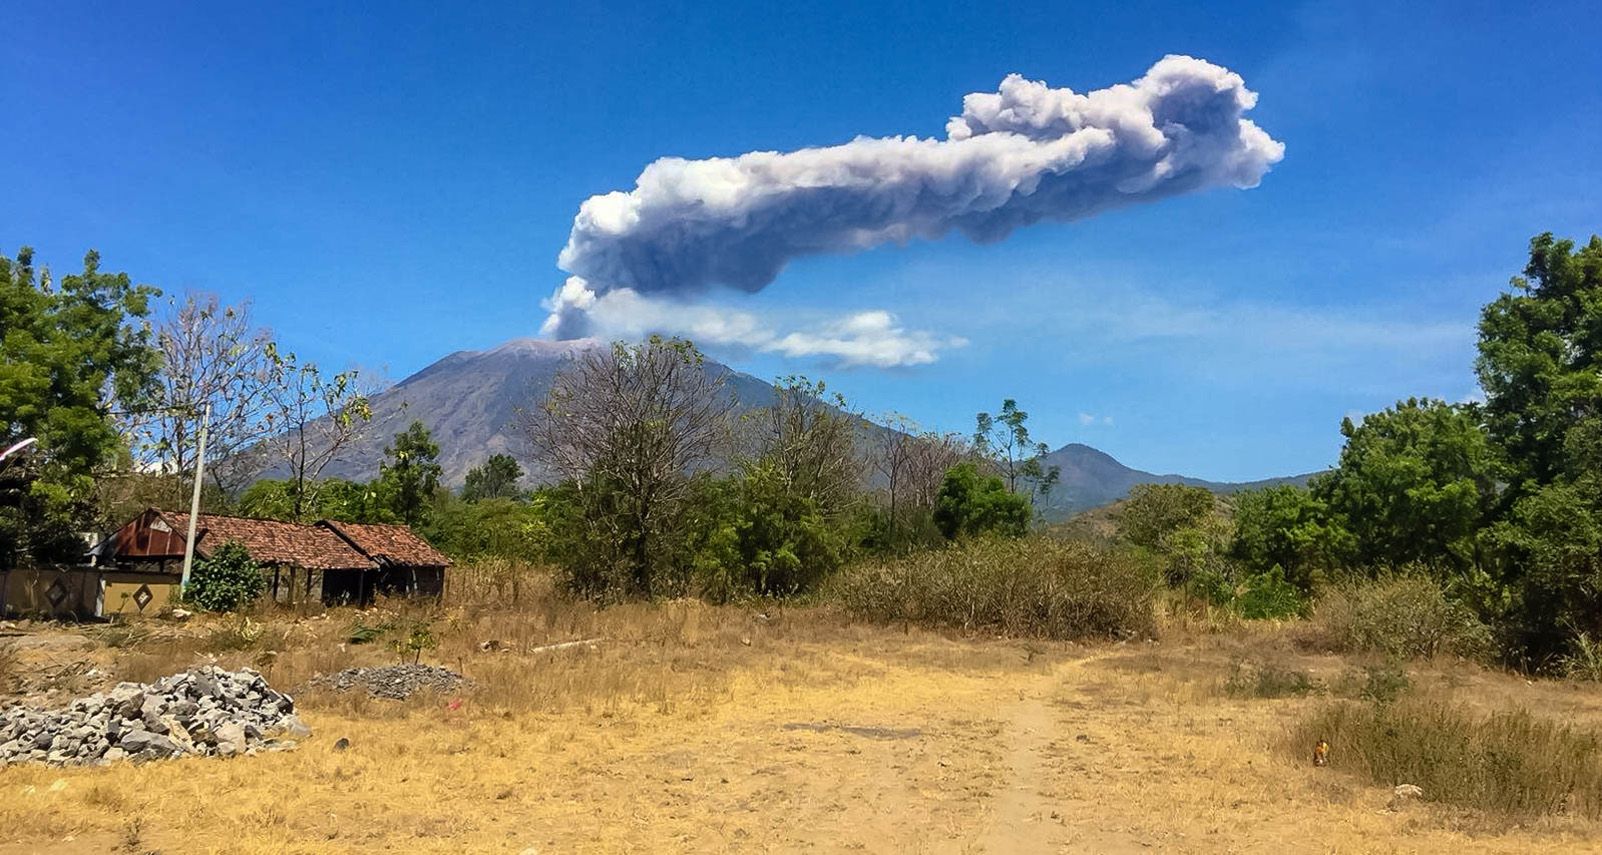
[742,376,860,511]
[526,337,733,597]
[126,293,277,502]
[875,418,970,532]
[260,346,374,521]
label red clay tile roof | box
[319,521,451,568]
[162,511,374,571]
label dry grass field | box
[1,570,1601,853]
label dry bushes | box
[1303,576,1491,660]
[829,536,1158,640]
[1293,695,1602,818]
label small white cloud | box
[572,287,964,369]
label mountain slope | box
[264,338,1314,513]
[292,338,782,486]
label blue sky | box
[4,1,1600,481]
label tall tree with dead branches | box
[527,337,733,598]
[126,293,277,504]
[260,346,373,522]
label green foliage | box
[462,454,524,502]
[1313,399,1499,576]
[932,462,1031,540]
[1,248,160,566]
[376,420,441,526]
[236,477,385,523]
[1117,483,1217,549]
[831,536,1158,640]
[1229,485,1350,590]
[425,494,550,564]
[185,541,266,612]
[1485,481,1602,663]
[1234,566,1306,620]
[390,618,438,665]
[1293,695,1602,818]
[1476,233,1602,490]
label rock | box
[213,722,246,757]
[333,737,350,751]
[1388,784,1425,811]
[119,730,176,757]
[0,666,307,767]
[303,664,469,701]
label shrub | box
[830,535,1158,640]
[1235,566,1306,619]
[1292,695,1602,818]
[185,541,266,613]
[1310,576,1491,660]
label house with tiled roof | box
[97,508,450,608]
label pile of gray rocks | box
[0,666,308,767]
[304,664,467,700]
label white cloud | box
[556,286,966,369]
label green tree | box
[1476,233,1602,492]
[1473,233,1602,663]
[376,420,442,526]
[1230,485,1350,590]
[1313,398,1499,576]
[462,453,524,501]
[973,399,1061,500]
[1,248,160,566]
[185,541,267,612]
[932,462,1031,540]
[1117,483,1217,549]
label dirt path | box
[973,659,1150,854]
[975,689,1062,852]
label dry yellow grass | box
[1,570,1600,853]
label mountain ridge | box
[273,339,1316,515]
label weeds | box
[830,536,1158,640]
[1306,576,1491,660]
[1562,632,1602,682]
[1223,658,1318,698]
[1293,693,1602,818]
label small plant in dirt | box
[1291,693,1602,818]
[205,615,268,651]
[184,541,266,613]
[391,618,439,665]
[347,620,389,645]
[1223,659,1319,698]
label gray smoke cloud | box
[543,55,1284,344]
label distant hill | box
[258,337,1315,513]
[1036,443,1317,519]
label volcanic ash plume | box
[543,55,1284,339]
